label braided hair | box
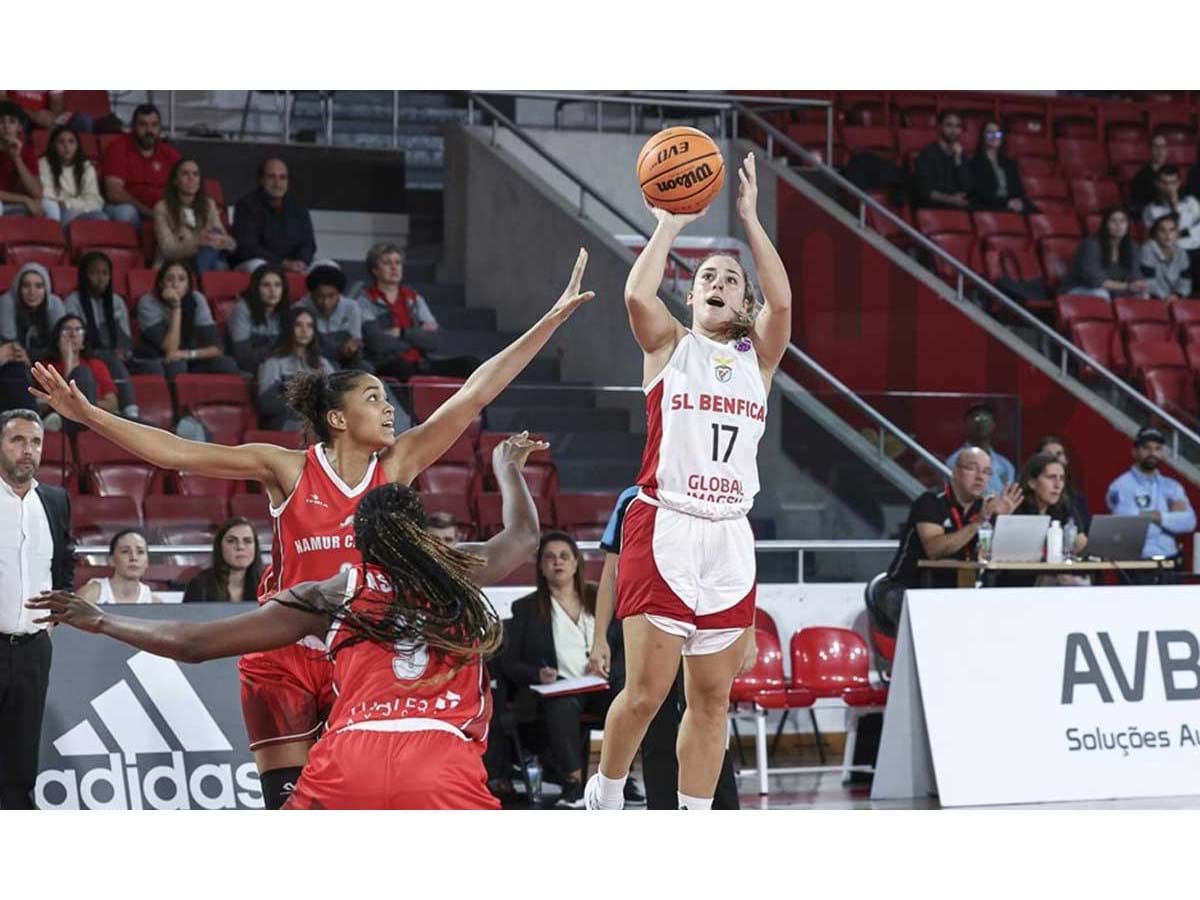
[280,483,502,662]
[76,251,120,352]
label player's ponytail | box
[284,369,367,444]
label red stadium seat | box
[842,126,896,162]
[1070,320,1128,379]
[784,123,842,166]
[864,197,913,247]
[144,494,229,536]
[984,245,1044,287]
[130,374,174,430]
[408,375,465,422]
[76,431,141,463]
[893,94,937,129]
[87,463,160,515]
[841,93,886,127]
[417,492,476,540]
[1107,140,1149,170]
[191,404,253,445]
[1006,134,1055,161]
[0,217,67,267]
[175,373,250,410]
[127,268,156,302]
[172,471,240,499]
[37,463,78,495]
[1070,178,1122,216]
[1126,321,1173,344]
[415,463,479,498]
[972,211,1027,240]
[475,492,555,538]
[230,493,271,528]
[477,432,553,474]
[927,233,982,283]
[915,209,972,238]
[1004,110,1047,137]
[73,495,142,544]
[286,272,307,301]
[790,627,888,706]
[553,492,619,540]
[244,429,306,449]
[1169,299,1200,338]
[67,219,141,267]
[1037,237,1081,292]
[63,90,112,118]
[1164,145,1198,168]
[895,128,935,167]
[1024,175,1071,205]
[1143,368,1199,419]
[1129,339,1187,378]
[1018,157,1057,177]
[435,432,478,466]
[1055,293,1113,332]
[1029,213,1083,242]
[200,270,251,304]
[40,431,71,465]
[1055,139,1108,179]
[1185,341,1200,379]
[1114,297,1171,329]
[0,264,16,291]
[980,233,1035,258]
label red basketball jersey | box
[322,564,491,744]
[260,444,390,600]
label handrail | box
[734,105,1200,458]
[786,345,953,478]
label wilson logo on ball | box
[637,126,726,215]
[655,161,715,194]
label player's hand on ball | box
[644,196,707,231]
[547,248,595,322]
[493,431,549,470]
[735,152,759,222]
[27,591,104,632]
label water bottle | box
[977,519,993,562]
[1046,520,1064,563]
[524,756,543,805]
[1063,519,1079,561]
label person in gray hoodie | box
[0,262,66,359]
[1139,214,1192,300]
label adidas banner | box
[37,604,262,810]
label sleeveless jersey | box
[322,564,491,743]
[260,443,390,601]
[635,331,766,519]
[95,578,153,605]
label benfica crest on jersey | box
[712,354,734,383]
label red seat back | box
[1070,178,1122,216]
[1143,367,1199,417]
[144,494,229,529]
[408,375,466,423]
[553,492,619,532]
[972,211,1028,239]
[200,270,251,304]
[86,463,159,515]
[729,627,787,703]
[174,373,250,411]
[1129,339,1187,377]
[1024,175,1070,201]
[243,429,306,449]
[1056,293,1113,331]
[129,374,173,430]
[1126,321,1173,345]
[67,219,140,260]
[915,209,972,238]
[1070,320,1127,379]
[1007,134,1055,160]
[1169,299,1200,329]
[1029,213,1083,242]
[191,404,252,445]
[1114,297,1171,327]
[172,471,238,499]
[0,217,68,267]
[417,492,476,540]
[790,627,873,696]
[415,463,478,497]
[1055,139,1109,179]
[1038,237,1081,291]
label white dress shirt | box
[550,596,595,680]
[0,478,54,635]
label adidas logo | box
[36,652,263,810]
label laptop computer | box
[990,514,1051,562]
[1086,515,1151,561]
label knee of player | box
[685,685,734,720]
[625,682,670,720]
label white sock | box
[596,772,627,808]
[678,792,713,810]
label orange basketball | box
[637,126,725,215]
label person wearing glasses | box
[969,121,1034,214]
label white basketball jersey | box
[635,331,766,520]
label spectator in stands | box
[228,263,289,374]
[38,125,105,225]
[1132,135,1170,215]
[0,100,43,217]
[945,403,1015,496]
[102,103,181,227]
[426,511,459,547]
[969,121,1033,213]
[866,447,1023,636]
[256,307,336,430]
[0,339,32,414]
[41,314,118,431]
[1036,434,1092,532]
[0,263,65,361]
[913,110,973,209]
[1139,214,1192,300]
[1063,207,1148,300]
[1142,166,1200,277]
[0,91,92,132]
[356,242,439,378]
[77,529,162,605]
[135,261,239,377]
[230,158,316,273]
[64,251,140,417]
[182,517,264,602]
[1106,426,1196,574]
[153,158,236,272]
[501,531,621,808]
[995,453,1089,587]
[296,263,369,371]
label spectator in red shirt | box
[41,314,118,432]
[0,101,44,217]
[102,104,181,228]
[0,91,93,132]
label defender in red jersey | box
[29,249,595,807]
[589,153,793,811]
[30,480,539,809]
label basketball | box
[637,126,725,215]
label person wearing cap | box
[1105,427,1196,570]
[945,404,1015,498]
[295,263,371,372]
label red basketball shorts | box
[616,497,756,655]
[238,643,335,751]
[284,728,500,810]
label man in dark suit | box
[0,409,75,808]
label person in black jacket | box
[913,110,972,209]
[230,158,316,274]
[969,120,1034,213]
[182,518,263,602]
[0,409,75,808]
[501,531,627,808]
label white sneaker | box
[584,773,624,811]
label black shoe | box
[555,778,585,808]
[623,779,646,806]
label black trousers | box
[641,670,740,810]
[0,631,52,809]
[543,689,613,778]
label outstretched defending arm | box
[382,249,594,485]
[736,153,793,376]
[465,433,544,587]
[26,574,349,663]
[29,362,302,501]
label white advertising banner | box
[873,586,1200,807]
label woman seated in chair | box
[78,528,163,605]
[182,517,263,602]
[500,531,631,808]
[998,452,1089,587]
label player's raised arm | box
[26,578,338,662]
[464,433,544,587]
[625,204,695,358]
[30,361,302,499]
[382,250,594,484]
[736,153,793,375]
